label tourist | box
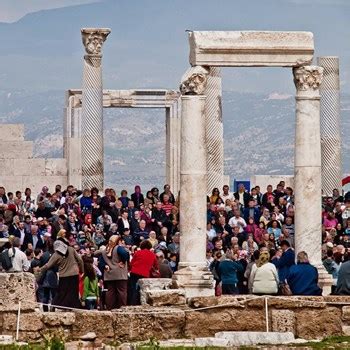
[218,250,243,295]
[131,185,144,209]
[287,251,322,296]
[129,240,159,305]
[82,256,100,310]
[251,251,279,295]
[271,240,295,284]
[156,251,173,278]
[335,256,350,295]
[40,229,84,309]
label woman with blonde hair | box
[250,251,279,295]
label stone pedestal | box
[317,56,342,196]
[174,67,214,297]
[293,66,333,295]
[81,28,110,190]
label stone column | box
[81,28,110,190]
[165,97,181,196]
[173,66,214,298]
[293,66,333,295]
[317,56,342,196]
[205,67,224,194]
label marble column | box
[173,66,214,297]
[205,67,224,194]
[81,28,110,190]
[317,56,342,196]
[165,97,181,196]
[293,65,333,295]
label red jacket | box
[130,249,158,277]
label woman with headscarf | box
[251,251,279,295]
[96,235,129,309]
[131,186,144,209]
[40,229,84,309]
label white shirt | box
[228,216,247,233]
[8,247,30,272]
[122,218,130,229]
[221,192,234,204]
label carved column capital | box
[293,65,323,92]
[180,66,209,95]
[81,28,111,56]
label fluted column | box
[173,66,214,297]
[205,67,224,194]
[317,56,342,196]
[81,28,110,190]
[293,66,332,295]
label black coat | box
[130,193,144,209]
[234,191,251,208]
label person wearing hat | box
[40,229,83,309]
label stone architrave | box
[173,66,214,298]
[317,56,342,196]
[81,28,110,190]
[205,67,224,194]
[293,65,333,295]
[188,31,314,67]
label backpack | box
[0,248,15,271]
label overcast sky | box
[0,0,99,22]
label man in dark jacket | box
[335,258,350,295]
[234,183,250,209]
[272,240,295,282]
[243,199,261,224]
[287,251,322,295]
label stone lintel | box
[188,31,314,67]
[67,89,180,108]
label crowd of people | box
[0,181,350,311]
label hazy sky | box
[0,0,348,94]
[0,0,99,22]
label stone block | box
[0,141,33,159]
[0,160,15,176]
[0,124,24,141]
[72,311,114,340]
[188,31,314,67]
[3,312,43,332]
[195,337,230,347]
[13,159,46,176]
[21,175,68,195]
[146,290,186,306]
[215,331,295,346]
[295,307,342,339]
[342,306,350,321]
[138,278,173,305]
[342,325,350,336]
[0,273,36,311]
[45,158,68,176]
[185,308,265,338]
[42,312,76,326]
[114,306,186,342]
[188,295,247,309]
[271,309,295,333]
[0,175,23,193]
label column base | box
[172,266,215,298]
[316,264,333,296]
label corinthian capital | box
[180,66,209,95]
[81,28,111,56]
[293,66,323,91]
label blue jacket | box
[272,248,295,282]
[243,207,261,224]
[218,259,243,285]
[287,262,322,296]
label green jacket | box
[83,276,99,300]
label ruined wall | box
[2,273,350,344]
[0,124,68,193]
